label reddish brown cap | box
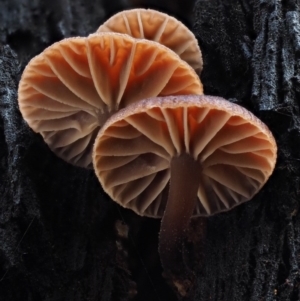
[93,95,277,217]
[97,8,203,73]
[18,33,203,168]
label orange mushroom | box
[18,33,203,168]
[97,8,203,73]
[93,95,277,289]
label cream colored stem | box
[159,153,201,277]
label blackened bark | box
[0,41,132,301]
[0,0,299,301]
[193,0,300,300]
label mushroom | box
[97,8,203,73]
[93,95,277,290]
[18,32,203,168]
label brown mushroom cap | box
[18,32,203,168]
[93,95,277,217]
[97,8,203,73]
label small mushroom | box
[93,95,277,290]
[97,8,203,73]
[18,32,203,168]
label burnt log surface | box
[0,0,299,300]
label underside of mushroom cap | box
[18,33,203,168]
[93,95,277,217]
[97,8,203,73]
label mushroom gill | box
[18,33,203,168]
[97,8,203,73]
[93,96,276,217]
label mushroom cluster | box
[18,8,277,297]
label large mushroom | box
[93,95,277,292]
[18,32,203,168]
[97,8,203,73]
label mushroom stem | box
[159,153,201,278]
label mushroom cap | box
[93,95,277,218]
[97,8,203,73]
[18,32,203,168]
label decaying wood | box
[0,0,299,300]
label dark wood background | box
[0,0,299,300]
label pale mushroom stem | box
[159,153,201,278]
